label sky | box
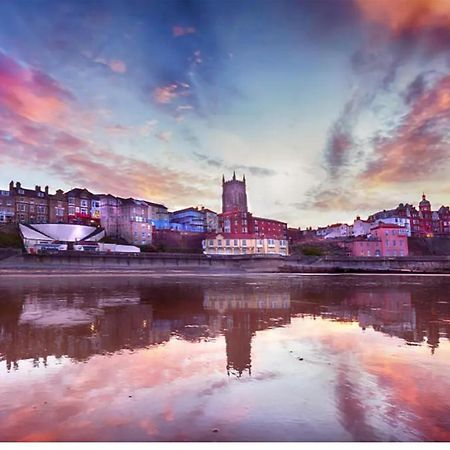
[0,0,450,228]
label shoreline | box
[1,269,450,278]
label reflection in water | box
[204,289,291,377]
[0,275,449,441]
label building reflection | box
[204,288,291,377]
[0,277,449,373]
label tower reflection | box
[203,288,291,377]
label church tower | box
[222,172,248,213]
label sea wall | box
[0,252,450,273]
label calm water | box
[0,274,449,442]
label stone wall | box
[1,252,450,273]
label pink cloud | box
[0,52,213,206]
[0,51,73,125]
[153,84,178,104]
[108,59,127,74]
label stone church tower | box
[222,172,248,213]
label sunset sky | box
[1,0,450,228]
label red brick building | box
[8,181,49,224]
[204,174,288,255]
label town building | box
[170,207,207,232]
[203,174,288,256]
[0,188,14,223]
[350,223,409,257]
[8,181,50,224]
[48,189,68,223]
[369,194,450,238]
[169,206,219,233]
[116,198,153,246]
[66,188,101,226]
[147,201,170,230]
[203,234,288,255]
[98,194,121,239]
[352,217,373,237]
[323,223,352,239]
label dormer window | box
[18,189,24,194]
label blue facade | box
[169,208,206,233]
[150,219,171,230]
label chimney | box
[45,186,49,195]
[16,182,21,189]
[9,180,13,191]
[35,185,40,192]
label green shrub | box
[301,246,323,256]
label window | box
[218,240,222,246]
[68,197,75,205]
[226,239,230,246]
[18,189,24,194]
[68,206,75,215]
[37,192,44,198]
[37,206,45,213]
[80,199,88,207]
[234,239,238,246]
[209,240,213,245]
[80,207,88,214]
[242,240,247,247]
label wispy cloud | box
[193,152,276,177]
[360,74,450,185]
[155,131,172,143]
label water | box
[0,274,449,442]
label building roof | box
[145,201,168,209]
[66,188,98,199]
[171,206,205,215]
[20,223,105,242]
[371,223,405,230]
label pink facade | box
[351,224,408,257]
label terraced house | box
[8,181,49,224]
[66,188,101,226]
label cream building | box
[202,234,288,256]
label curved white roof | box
[20,223,104,242]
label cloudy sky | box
[1,0,450,227]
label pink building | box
[351,223,408,257]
